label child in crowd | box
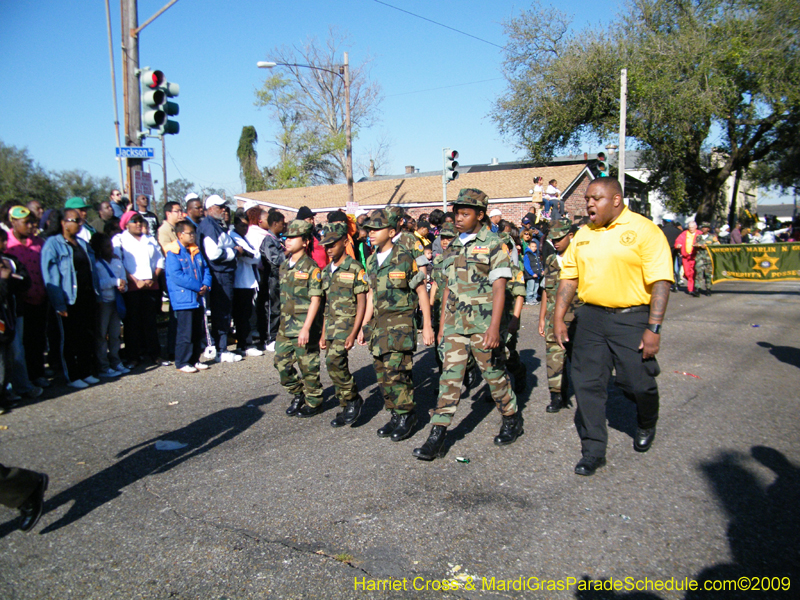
[276,220,325,417]
[318,222,369,428]
[90,233,129,377]
[164,221,212,374]
[523,236,542,305]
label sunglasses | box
[64,218,83,224]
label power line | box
[373,0,505,50]
[387,77,504,98]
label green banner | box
[708,243,800,283]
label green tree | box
[493,0,800,221]
[255,28,383,187]
[53,169,116,207]
[0,140,61,209]
[237,126,265,192]
[166,178,196,205]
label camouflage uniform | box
[274,221,325,407]
[693,226,716,293]
[499,231,527,388]
[384,206,429,270]
[432,189,518,427]
[542,220,582,395]
[320,224,370,407]
[363,210,426,414]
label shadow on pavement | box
[572,446,800,600]
[756,341,800,369]
[0,394,276,537]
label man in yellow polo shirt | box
[553,178,673,476]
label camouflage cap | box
[451,188,489,211]
[699,222,712,229]
[320,222,347,245]
[362,208,398,230]
[284,219,312,238]
[549,219,572,240]
[439,222,457,238]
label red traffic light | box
[142,69,165,89]
[446,150,459,160]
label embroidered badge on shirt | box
[312,268,322,282]
[358,269,367,284]
[471,246,490,254]
[388,271,406,280]
[339,272,355,281]
[620,231,637,246]
[294,271,309,280]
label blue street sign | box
[116,147,155,159]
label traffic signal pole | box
[122,0,142,200]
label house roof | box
[235,163,591,212]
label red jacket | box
[674,230,698,259]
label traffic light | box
[140,68,180,136]
[444,148,459,182]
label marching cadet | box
[318,222,369,428]
[537,219,582,413]
[384,206,429,275]
[275,220,325,418]
[413,189,522,461]
[498,230,527,393]
[357,209,435,442]
[693,223,716,296]
[429,222,457,373]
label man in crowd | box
[197,195,243,363]
[554,178,673,476]
[135,195,159,234]
[109,189,128,218]
[157,201,184,251]
[184,193,205,228]
[90,201,116,235]
[258,210,286,352]
[489,208,503,233]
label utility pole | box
[122,0,143,200]
[162,135,168,206]
[619,68,627,200]
[343,52,354,206]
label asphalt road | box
[1,282,798,599]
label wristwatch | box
[645,323,662,334]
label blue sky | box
[0,0,789,204]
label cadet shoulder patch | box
[415,242,424,253]
[312,268,322,282]
[294,271,309,280]
[513,271,524,283]
[357,269,367,284]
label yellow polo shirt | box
[561,207,674,308]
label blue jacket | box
[164,240,212,310]
[40,235,99,313]
[523,244,542,280]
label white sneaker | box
[265,341,276,352]
[99,368,121,378]
[83,376,100,385]
[216,352,243,363]
[68,379,89,389]
[245,347,264,357]
[111,364,131,375]
[179,365,198,374]
[194,362,210,371]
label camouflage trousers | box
[431,332,517,426]
[373,351,415,414]
[274,334,322,407]
[545,319,576,394]
[325,339,359,406]
[695,258,712,292]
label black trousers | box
[123,289,162,360]
[256,275,280,345]
[22,302,48,381]
[570,305,660,458]
[174,308,203,368]
[209,271,234,353]
[232,288,255,350]
[58,291,96,382]
[0,463,41,509]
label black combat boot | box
[377,411,401,438]
[286,395,304,416]
[341,396,363,425]
[494,413,524,446]
[546,391,567,413]
[413,425,447,460]
[296,402,322,418]
[390,411,418,441]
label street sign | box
[132,170,154,197]
[116,147,155,159]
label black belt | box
[585,304,649,314]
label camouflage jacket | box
[499,233,526,332]
[543,253,582,323]
[442,226,513,336]
[394,231,429,268]
[365,246,425,356]
[321,255,369,341]
[278,253,324,338]
[694,233,717,265]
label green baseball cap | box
[439,222,457,238]
[320,222,347,245]
[451,188,488,211]
[362,208,398,230]
[284,219,312,238]
[699,222,712,229]
[65,197,90,210]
